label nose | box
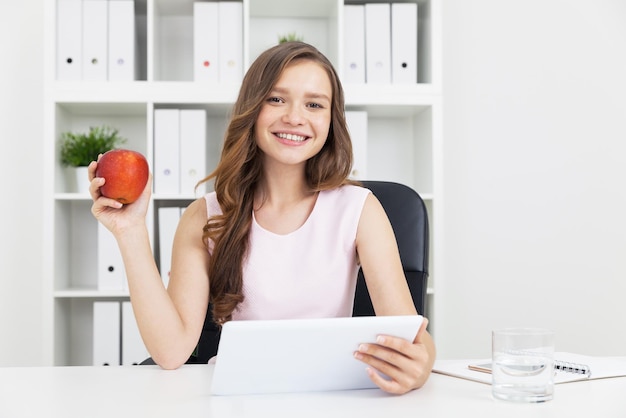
[281,104,305,125]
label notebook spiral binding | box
[506,349,593,378]
[555,360,592,377]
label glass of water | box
[492,328,555,402]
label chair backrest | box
[143,181,429,365]
[352,181,429,317]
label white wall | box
[0,1,45,366]
[440,0,626,358]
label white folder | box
[345,111,368,179]
[56,0,83,80]
[218,2,243,83]
[391,3,418,84]
[97,223,126,291]
[108,0,136,81]
[153,109,181,195]
[82,0,109,81]
[193,2,219,82]
[343,5,365,84]
[121,301,149,365]
[157,206,181,289]
[365,3,391,84]
[93,301,120,366]
[180,109,207,196]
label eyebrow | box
[271,87,331,103]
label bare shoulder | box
[175,197,208,238]
[183,197,208,219]
[358,192,389,230]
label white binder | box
[218,1,243,83]
[157,206,181,289]
[153,109,181,195]
[93,301,120,366]
[343,5,366,84]
[56,0,83,80]
[82,0,108,81]
[391,3,418,84]
[345,111,368,179]
[97,223,126,291]
[180,109,207,196]
[121,301,149,365]
[108,0,136,81]
[193,2,219,82]
[365,3,391,84]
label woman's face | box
[254,59,332,171]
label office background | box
[1,0,625,366]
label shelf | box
[44,0,442,366]
[55,193,92,201]
[153,194,200,201]
[50,81,240,105]
[54,288,130,299]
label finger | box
[355,344,407,384]
[89,176,105,200]
[356,335,419,375]
[356,346,427,394]
[87,160,98,181]
[364,367,406,395]
[91,195,123,215]
[355,334,427,387]
[373,334,415,359]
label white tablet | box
[210,315,423,395]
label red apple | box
[96,149,149,205]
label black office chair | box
[352,181,429,318]
[142,180,429,365]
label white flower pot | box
[68,166,90,193]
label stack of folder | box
[57,0,137,81]
[153,108,208,197]
[193,1,243,83]
[93,301,149,366]
[343,3,418,85]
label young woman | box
[89,41,435,394]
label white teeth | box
[276,132,307,142]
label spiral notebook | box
[433,352,626,384]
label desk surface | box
[1,363,625,418]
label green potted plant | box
[59,125,126,193]
[278,32,303,44]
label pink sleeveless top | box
[204,185,370,320]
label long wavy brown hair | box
[199,42,357,325]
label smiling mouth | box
[275,132,308,142]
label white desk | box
[1,364,625,418]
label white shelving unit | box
[43,0,442,366]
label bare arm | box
[89,160,210,369]
[354,193,436,393]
